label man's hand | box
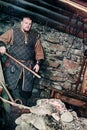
[0,46,6,54]
[33,64,40,73]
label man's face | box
[21,18,32,32]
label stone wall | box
[32,23,87,98]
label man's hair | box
[22,17,32,21]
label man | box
[0,17,44,105]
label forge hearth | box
[12,99,87,130]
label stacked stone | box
[33,24,84,97]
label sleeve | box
[0,29,13,46]
[35,39,44,61]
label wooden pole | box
[5,52,41,78]
[0,81,14,102]
[0,96,30,110]
[59,0,87,13]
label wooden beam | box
[59,0,87,13]
[0,0,86,38]
[55,93,87,107]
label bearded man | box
[0,17,44,105]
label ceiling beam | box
[59,0,87,13]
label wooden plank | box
[72,0,87,7]
[59,0,87,13]
[55,93,87,107]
